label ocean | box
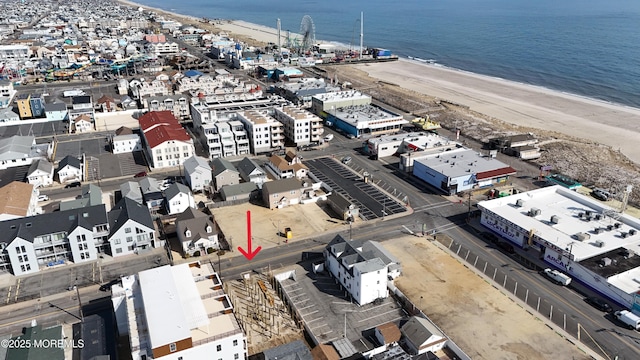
[133,0,640,108]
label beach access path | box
[355,60,640,164]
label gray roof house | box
[108,197,156,257]
[262,340,312,360]
[400,316,447,355]
[220,182,258,201]
[175,207,219,256]
[237,157,267,189]
[183,155,212,192]
[261,178,303,210]
[212,157,239,192]
[26,159,54,187]
[138,177,164,214]
[60,184,103,211]
[164,182,195,215]
[120,181,143,204]
[0,135,46,170]
[57,155,83,183]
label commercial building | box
[327,104,407,138]
[311,90,371,115]
[478,185,640,308]
[112,263,246,360]
[411,148,516,194]
[365,131,457,159]
[323,235,401,305]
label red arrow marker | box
[238,210,262,260]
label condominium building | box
[236,110,285,154]
[112,263,247,360]
[228,120,250,156]
[272,106,323,146]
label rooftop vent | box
[574,232,591,241]
[550,215,560,224]
[515,199,524,207]
[528,208,541,217]
[630,229,637,236]
[624,249,635,259]
[593,228,604,234]
[600,257,612,267]
[620,232,628,238]
[594,240,604,248]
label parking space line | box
[357,308,402,322]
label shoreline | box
[116,0,640,164]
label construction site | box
[224,271,302,355]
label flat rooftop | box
[414,147,511,179]
[479,185,640,262]
[367,131,455,149]
[314,90,370,103]
[276,261,406,355]
[334,104,407,129]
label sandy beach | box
[117,0,640,165]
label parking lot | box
[304,157,406,220]
[0,120,66,138]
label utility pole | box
[467,191,472,220]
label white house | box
[323,235,401,305]
[72,114,94,133]
[108,197,156,257]
[139,111,195,169]
[27,159,54,187]
[44,102,68,121]
[165,182,195,215]
[183,156,212,193]
[175,207,219,256]
[266,152,308,180]
[0,135,48,170]
[57,155,83,183]
[401,316,447,355]
[112,133,143,154]
[111,263,247,360]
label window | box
[170,343,177,352]
[116,248,122,254]
[233,340,238,346]
[217,345,222,351]
[127,237,133,242]
[114,239,121,245]
[234,354,239,360]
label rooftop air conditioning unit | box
[600,257,612,266]
[620,232,628,238]
[594,240,604,248]
[529,208,541,217]
[575,232,591,241]
[550,215,560,224]
[630,229,637,236]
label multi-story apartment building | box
[228,120,250,155]
[200,123,222,159]
[130,79,170,101]
[145,41,179,56]
[143,94,191,120]
[0,204,109,276]
[0,45,30,60]
[236,110,285,154]
[272,106,323,146]
[107,197,156,257]
[217,122,236,158]
[112,263,247,360]
[324,235,401,305]
[139,111,195,169]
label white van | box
[614,310,640,330]
[541,268,572,286]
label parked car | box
[64,181,81,188]
[37,194,49,202]
[134,171,148,178]
[342,156,352,165]
[324,134,334,142]
[99,278,121,292]
[539,268,572,286]
[346,134,356,139]
[585,296,612,312]
[496,241,515,254]
[591,188,611,201]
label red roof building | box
[139,111,194,169]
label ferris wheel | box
[299,15,316,52]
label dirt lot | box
[384,236,589,360]
[211,202,345,250]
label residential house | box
[175,207,219,256]
[0,107,19,123]
[59,184,103,211]
[117,78,129,95]
[57,155,83,183]
[44,102,68,121]
[374,322,402,348]
[323,235,402,305]
[400,316,447,355]
[261,178,304,210]
[111,264,247,360]
[0,79,16,107]
[326,192,359,222]
[165,182,195,215]
[120,181,143,204]
[96,95,117,112]
[0,135,48,170]
[15,93,32,119]
[72,114,93,133]
[263,340,312,360]
[120,95,137,109]
[139,177,164,215]
[138,111,194,169]
[27,159,54,187]
[183,155,212,193]
[310,344,340,360]
[29,92,46,117]
[0,181,38,221]
[236,157,267,189]
[143,94,190,120]
[69,95,94,125]
[108,197,156,257]
[220,182,258,202]
[112,133,143,154]
[130,79,170,100]
[0,204,109,276]
[266,152,308,180]
[212,157,239,192]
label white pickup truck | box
[614,310,640,330]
